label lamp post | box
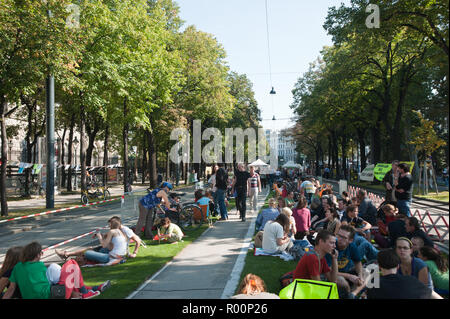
[8,139,13,160]
[73,137,79,190]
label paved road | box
[0,185,197,265]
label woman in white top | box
[55,219,128,264]
[262,214,293,254]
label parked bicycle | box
[81,184,111,204]
[148,188,204,232]
[15,176,45,197]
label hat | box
[46,263,62,285]
[161,182,173,190]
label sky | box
[175,0,351,132]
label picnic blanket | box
[253,248,295,261]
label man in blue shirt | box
[325,225,364,293]
[255,198,279,231]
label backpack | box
[279,271,294,288]
[288,244,306,261]
[279,279,339,299]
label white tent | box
[249,159,268,167]
[282,161,301,169]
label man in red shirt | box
[293,230,338,283]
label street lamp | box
[73,137,79,190]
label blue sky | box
[175,0,350,132]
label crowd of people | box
[1,160,448,300]
[252,167,448,299]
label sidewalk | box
[127,188,270,299]
[3,181,192,213]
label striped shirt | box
[250,173,259,188]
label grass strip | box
[233,191,298,295]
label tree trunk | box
[147,129,157,188]
[67,114,75,192]
[123,98,129,193]
[103,124,109,186]
[357,128,367,171]
[80,98,86,192]
[341,135,348,180]
[61,126,67,188]
[0,96,9,216]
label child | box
[158,217,184,243]
[0,246,23,299]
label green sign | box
[374,161,416,181]
[374,163,392,181]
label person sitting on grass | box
[293,230,338,284]
[55,219,128,265]
[365,248,442,299]
[255,198,280,231]
[2,242,108,299]
[395,237,434,291]
[157,217,184,243]
[292,195,310,240]
[281,207,297,239]
[284,191,295,209]
[411,236,425,257]
[0,247,23,299]
[337,197,349,221]
[325,225,364,296]
[231,273,279,299]
[341,205,372,239]
[261,214,293,255]
[341,205,378,263]
[377,204,398,236]
[418,246,449,296]
[405,217,435,248]
[277,196,286,212]
[325,206,341,236]
[108,216,142,258]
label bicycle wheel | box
[103,189,111,200]
[178,204,202,231]
[81,194,89,205]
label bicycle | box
[81,184,111,204]
[149,191,204,232]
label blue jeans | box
[85,247,110,264]
[354,233,378,262]
[215,188,228,219]
[397,199,412,217]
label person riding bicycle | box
[135,182,178,238]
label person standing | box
[395,163,413,217]
[248,166,262,214]
[232,163,251,222]
[382,160,399,205]
[215,163,229,221]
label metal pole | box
[45,75,55,208]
